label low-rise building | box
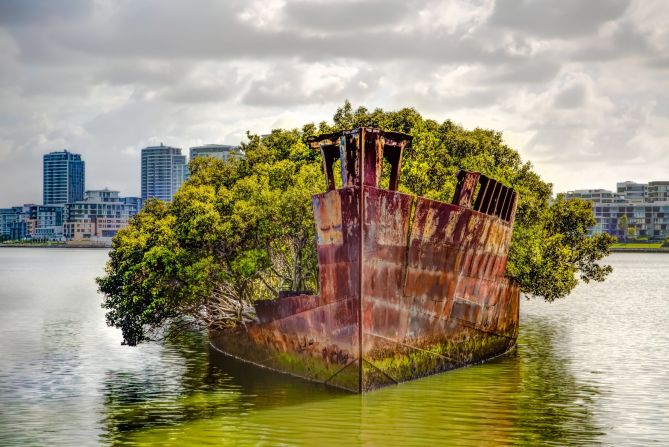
[0,207,21,240]
[63,189,134,243]
[1,205,42,241]
[32,205,65,241]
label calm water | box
[0,248,667,446]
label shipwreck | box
[210,127,520,392]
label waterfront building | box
[141,144,187,202]
[33,205,65,241]
[64,189,133,241]
[189,144,243,162]
[563,189,627,204]
[647,181,669,203]
[43,150,85,205]
[562,185,669,241]
[0,205,38,240]
[616,181,647,202]
[9,221,28,240]
[0,207,22,240]
[590,202,669,240]
[1,206,37,240]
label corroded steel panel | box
[361,186,413,345]
[313,188,360,304]
[210,127,520,393]
[453,171,481,208]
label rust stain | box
[210,127,521,392]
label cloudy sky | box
[0,0,667,204]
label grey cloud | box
[1,0,523,67]
[432,89,504,111]
[523,100,647,166]
[283,0,415,32]
[490,0,630,38]
[58,19,511,64]
[486,59,562,84]
[648,57,669,69]
[391,69,506,114]
[17,66,91,97]
[83,99,174,147]
[654,97,669,117]
[554,83,587,109]
[574,23,651,61]
[161,83,234,104]
[242,64,380,107]
[94,62,192,88]
[0,0,92,25]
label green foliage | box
[98,102,614,345]
[98,135,324,345]
[507,196,615,301]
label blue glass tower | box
[43,150,85,205]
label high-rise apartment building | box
[189,144,243,162]
[43,150,85,205]
[141,144,187,202]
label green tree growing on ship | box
[97,102,615,346]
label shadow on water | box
[100,315,604,446]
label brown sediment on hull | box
[209,127,521,393]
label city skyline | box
[5,141,669,209]
[1,142,237,208]
[1,0,668,205]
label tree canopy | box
[98,101,614,345]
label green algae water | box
[0,248,668,446]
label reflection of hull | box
[210,128,520,392]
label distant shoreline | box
[610,247,669,253]
[610,242,669,253]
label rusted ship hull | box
[210,128,520,392]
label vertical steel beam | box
[453,171,482,209]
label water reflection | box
[101,315,603,446]
[514,317,603,445]
[100,330,345,445]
